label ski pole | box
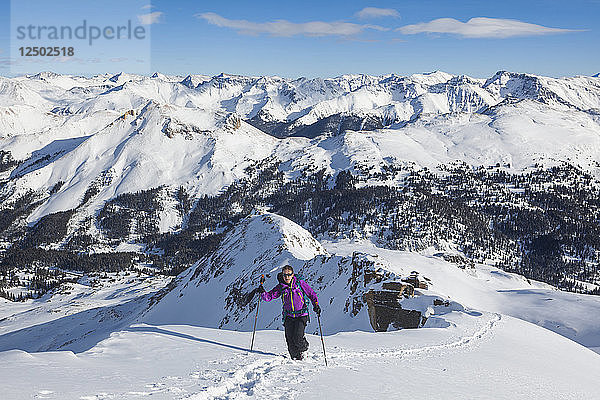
[317,313,328,367]
[250,274,265,352]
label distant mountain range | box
[1,70,599,297]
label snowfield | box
[1,313,599,399]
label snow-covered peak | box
[409,70,454,85]
[141,212,328,328]
[106,72,141,84]
[149,72,184,82]
[0,77,49,107]
[180,74,211,89]
[220,212,328,265]
[188,212,328,281]
[27,71,62,81]
[482,71,600,110]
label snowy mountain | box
[143,212,390,333]
[5,211,598,352]
[0,71,598,227]
[143,212,600,344]
[2,70,600,224]
[1,70,600,302]
[1,65,600,398]
[1,211,599,399]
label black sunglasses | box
[283,273,293,277]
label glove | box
[257,285,266,293]
[313,304,321,315]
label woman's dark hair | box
[282,265,294,273]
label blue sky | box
[1,0,598,78]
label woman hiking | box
[257,265,321,360]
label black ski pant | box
[284,315,309,359]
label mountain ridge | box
[2,69,600,224]
[1,69,599,299]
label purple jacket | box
[261,275,318,318]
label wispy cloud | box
[0,57,14,66]
[355,7,399,19]
[196,12,387,37]
[397,17,581,38]
[141,4,153,10]
[138,11,163,25]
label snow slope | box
[324,239,600,353]
[1,212,600,398]
[0,271,170,353]
[1,312,599,399]
[2,70,600,230]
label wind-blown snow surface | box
[1,212,600,398]
[2,71,600,230]
[1,313,599,399]
[0,271,171,353]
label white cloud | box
[355,7,399,19]
[196,12,387,37]
[138,11,163,25]
[397,17,580,38]
[141,4,153,10]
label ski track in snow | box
[175,313,501,400]
[68,313,499,399]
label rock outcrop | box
[364,281,423,331]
